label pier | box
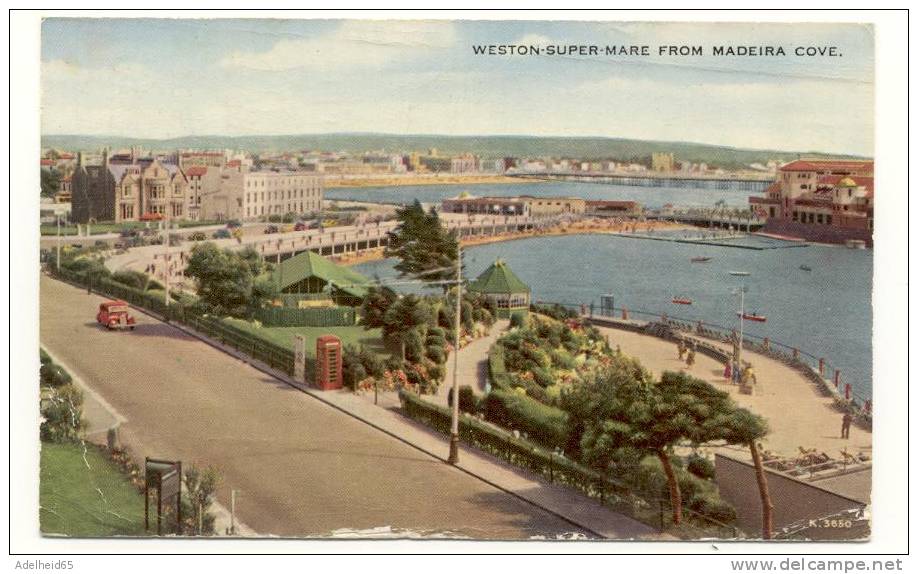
[511,171,773,191]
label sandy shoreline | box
[325,174,527,189]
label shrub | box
[342,345,367,391]
[530,366,555,388]
[449,385,478,413]
[358,348,386,379]
[427,363,445,382]
[112,269,152,290]
[40,363,72,388]
[426,344,446,365]
[384,355,404,372]
[40,348,52,365]
[40,384,85,442]
[481,388,568,449]
[509,312,528,329]
[686,453,716,480]
[404,329,426,364]
[549,348,576,370]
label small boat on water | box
[691,256,712,263]
[799,265,813,272]
[729,271,751,277]
[672,297,693,305]
[737,312,767,322]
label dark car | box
[226,220,242,229]
[212,229,232,239]
[293,221,313,232]
[119,228,138,238]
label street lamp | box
[56,213,62,272]
[730,271,751,379]
[447,246,462,465]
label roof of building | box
[780,159,874,173]
[816,175,874,194]
[468,259,530,295]
[272,251,371,298]
[184,166,208,177]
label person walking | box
[723,361,732,381]
[677,339,686,361]
[685,348,696,369]
[841,412,852,439]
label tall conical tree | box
[385,200,460,290]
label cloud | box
[219,20,457,72]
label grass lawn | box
[224,318,388,357]
[40,441,146,537]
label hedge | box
[480,388,569,450]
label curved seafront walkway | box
[593,325,872,459]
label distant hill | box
[40,133,868,171]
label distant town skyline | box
[42,19,874,156]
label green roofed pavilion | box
[468,259,531,319]
[272,250,371,306]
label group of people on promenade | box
[676,337,757,387]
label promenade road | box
[40,275,585,539]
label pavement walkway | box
[41,275,663,540]
[594,325,872,460]
[434,320,509,408]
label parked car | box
[212,229,232,239]
[119,228,138,238]
[226,219,242,229]
[293,221,313,232]
[96,300,136,330]
[264,225,280,234]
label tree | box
[361,285,398,330]
[41,169,60,198]
[561,362,715,526]
[382,294,431,360]
[717,404,772,539]
[184,243,256,317]
[385,200,460,289]
[182,465,221,535]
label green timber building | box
[467,259,531,319]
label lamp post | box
[730,271,751,375]
[163,220,172,308]
[447,246,462,465]
[56,213,61,272]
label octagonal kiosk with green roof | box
[467,259,531,320]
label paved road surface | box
[40,275,585,539]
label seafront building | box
[441,194,587,217]
[70,149,189,223]
[68,147,324,223]
[750,159,874,244]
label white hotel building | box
[218,169,324,220]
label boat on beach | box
[737,312,767,322]
[691,256,712,263]
[729,271,751,276]
[672,297,693,305]
[799,265,813,272]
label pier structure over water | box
[511,171,773,192]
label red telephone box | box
[316,335,343,390]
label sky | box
[41,19,875,155]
